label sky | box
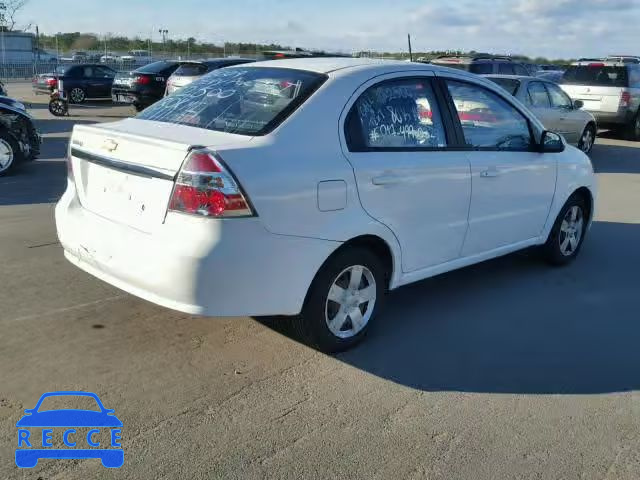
[18,0,640,59]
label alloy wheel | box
[0,139,14,173]
[70,88,85,103]
[325,265,377,339]
[559,206,584,256]
[580,127,594,153]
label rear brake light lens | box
[46,78,58,87]
[588,63,605,67]
[620,91,631,107]
[168,150,254,218]
[135,75,151,85]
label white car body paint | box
[56,58,596,317]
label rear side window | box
[174,63,208,76]
[137,67,326,136]
[446,80,532,151]
[469,63,493,75]
[348,78,447,150]
[629,67,640,88]
[562,66,629,87]
[527,82,551,107]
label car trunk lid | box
[70,119,253,232]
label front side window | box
[546,83,573,109]
[446,80,532,150]
[138,67,326,136]
[527,82,551,108]
[350,78,447,149]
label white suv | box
[56,59,596,352]
[560,61,640,140]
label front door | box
[545,82,584,144]
[341,74,471,273]
[441,77,557,256]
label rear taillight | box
[620,91,631,107]
[46,77,58,88]
[168,150,254,218]
[135,75,151,85]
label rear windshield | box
[562,66,628,87]
[136,61,179,74]
[137,67,327,136]
[487,77,520,95]
[173,63,208,76]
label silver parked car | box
[486,75,597,154]
[165,58,255,96]
[560,61,640,140]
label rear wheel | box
[133,103,145,113]
[542,194,588,266]
[578,124,596,154]
[293,247,387,353]
[624,110,640,141]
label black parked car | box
[0,100,40,176]
[32,64,117,103]
[111,61,184,112]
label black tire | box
[541,194,588,266]
[69,87,86,104]
[48,98,68,117]
[0,130,22,177]
[577,124,596,154]
[293,247,387,353]
[623,110,640,141]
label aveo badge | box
[15,391,123,469]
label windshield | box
[562,66,628,87]
[137,67,327,136]
[173,63,207,76]
[487,77,521,95]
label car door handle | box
[372,175,403,186]
[480,169,499,178]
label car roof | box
[484,74,537,81]
[241,57,488,78]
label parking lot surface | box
[1,83,639,479]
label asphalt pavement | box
[1,83,639,479]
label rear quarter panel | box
[218,71,403,277]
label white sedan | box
[56,58,596,353]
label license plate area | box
[80,162,168,232]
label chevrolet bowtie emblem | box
[102,139,118,152]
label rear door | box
[524,80,557,131]
[92,66,116,97]
[439,76,556,256]
[341,73,472,273]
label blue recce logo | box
[15,391,123,468]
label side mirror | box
[540,131,565,153]
[573,99,584,109]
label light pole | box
[158,29,168,54]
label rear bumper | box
[590,109,634,127]
[55,183,338,317]
[32,84,52,95]
[111,87,161,107]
